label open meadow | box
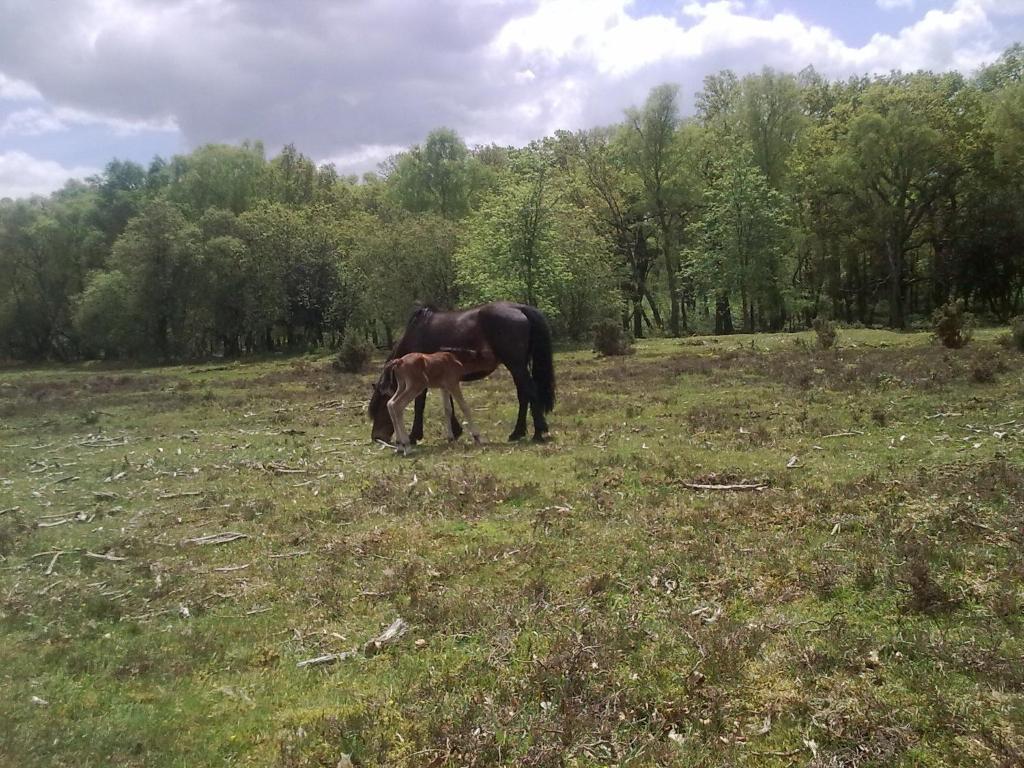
[1,329,1022,767]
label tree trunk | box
[715,293,734,335]
[886,241,906,329]
[642,286,664,330]
[665,258,681,336]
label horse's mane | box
[405,303,438,330]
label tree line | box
[3,45,1024,361]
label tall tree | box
[386,128,479,219]
[623,84,695,335]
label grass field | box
[1,329,1022,767]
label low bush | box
[593,320,634,357]
[811,317,837,350]
[332,334,374,373]
[931,299,972,349]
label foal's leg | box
[449,382,483,444]
[440,387,456,441]
[386,380,412,454]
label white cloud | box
[0,105,177,137]
[0,108,65,136]
[877,0,914,10]
[492,0,1015,80]
[0,151,99,199]
[0,72,41,101]
[320,143,408,175]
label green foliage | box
[108,198,201,358]
[349,209,458,340]
[73,270,142,357]
[385,128,483,219]
[6,50,1024,362]
[932,299,973,349]
[457,148,619,339]
[684,145,790,333]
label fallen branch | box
[0,506,20,516]
[212,563,251,572]
[36,517,73,528]
[925,412,962,420]
[296,650,358,668]
[44,551,64,575]
[269,550,309,559]
[184,532,249,546]
[363,617,410,656]
[37,579,64,595]
[683,482,767,492]
[266,463,307,475]
[819,430,864,438]
[45,475,80,487]
[84,551,127,562]
[158,491,203,500]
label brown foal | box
[383,348,496,454]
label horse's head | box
[368,366,396,443]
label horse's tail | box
[520,305,556,413]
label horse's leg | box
[505,365,533,441]
[448,392,463,440]
[441,387,456,441]
[528,380,549,442]
[449,383,482,444]
[409,391,427,445]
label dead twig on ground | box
[363,617,409,656]
[683,482,767,491]
[212,563,251,572]
[44,551,64,575]
[296,650,358,668]
[184,532,249,546]
[84,551,127,562]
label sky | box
[0,0,1022,199]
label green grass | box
[1,329,1022,766]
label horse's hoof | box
[532,433,547,443]
[508,432,525,442]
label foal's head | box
[368,366,397,442]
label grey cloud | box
[0,0,540,158]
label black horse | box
[369,302,555,444]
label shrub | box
[1011,315,1024,352]
[332,334,373,373]
[971,360,997,384]
[592,319,634,357]
[811,317,837,350]
[931,299,972,349]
